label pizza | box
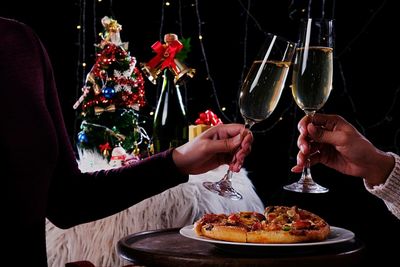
[194,205,330,243]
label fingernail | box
[291,166,300,172]
[233,134,241,145]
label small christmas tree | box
[74,16,150,166]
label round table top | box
[117,227,365,267]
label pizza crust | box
[195,224,247,243]
[247,224,330,243]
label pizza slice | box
[194,211,265,242]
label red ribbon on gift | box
[195,110,223,126]
[146,37,183,75]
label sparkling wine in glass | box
[203,34,296,200]
[284,18,334,193]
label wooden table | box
[117,227,365,267]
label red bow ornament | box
[141,33,195,84]
[195,110,223,126]
[148,34,183,73]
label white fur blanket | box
[46,164,264,267]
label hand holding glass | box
[283,18,334,193]
[203,34,296,200]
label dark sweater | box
[1,17,186,266]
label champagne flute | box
[203,34,296,200]
[283,18,334,193]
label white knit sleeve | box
[364,152,400,220]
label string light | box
[177,0,189,107]
[193,0,232,123]
[73,0,87,141]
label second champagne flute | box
[203,34,296,200]
[283,18,334,193]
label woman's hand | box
[173,123,253,175]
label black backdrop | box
[2,0,399,265]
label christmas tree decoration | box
[140,33,195,85]
[73,16,150,164]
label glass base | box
[283,180,329,193]
[203,181,243,200]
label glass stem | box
[300,157,315,185]
[222,121,253,182]
[300,112,316,185]
[222,169,233,181]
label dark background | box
[2,0,399,265]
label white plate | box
[179,225,355,248]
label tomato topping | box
[251,222,262,231]
[202,213,226,223]
[228,213,241,223]
[292,220,312,229]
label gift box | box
[189,124,211,141]
[189,110,222,141]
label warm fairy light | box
[198,35,203,40]
[77,25,81,30]
[149,111,154,116]
[98,0,102,2]
[82,62,87,67]
[165,2,170,6]
[221,107,226,111]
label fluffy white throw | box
[46,152,264,267]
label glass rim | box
[263,32,296,46]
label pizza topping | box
[292,220,312,229]
[251,221,262,231]
[286,207,297,217]
[205,224,214,231]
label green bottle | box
[152,68,188,153]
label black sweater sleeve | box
[1,17,187,230]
